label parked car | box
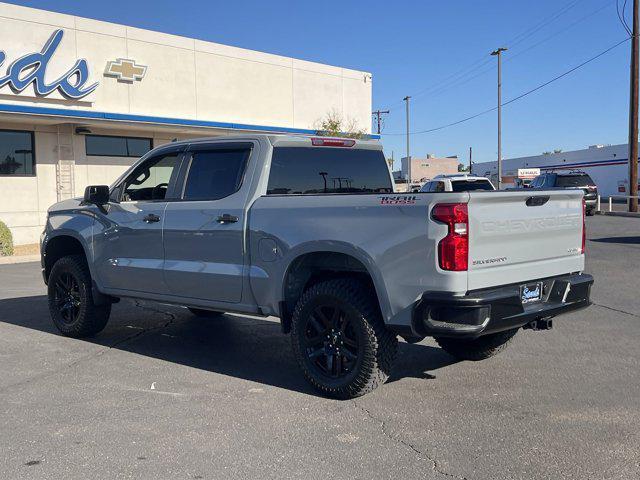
[530,171,598,215]
[41,135,593,399]
[420,174,495,192]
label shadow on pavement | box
[0,295,458,397]
[590,236,640,245]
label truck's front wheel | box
[434,328,518,361]
[48,255,111,338]
[291,278,398,399]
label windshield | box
[555,174,595,187]
[451,180,494,192]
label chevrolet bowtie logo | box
[104,58,147,83]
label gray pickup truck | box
[41,134,593,399]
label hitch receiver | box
[524,318,553,331]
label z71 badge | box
[379,195,417,205]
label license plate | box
[521,282,543,304]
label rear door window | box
[182,148,250,200]
[267,147,392,195]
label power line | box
[508,0,584,49]
[379,0,587,112]
[418,1,614,104]
[618,0,633,35]
[382,37,630,136]
[507,0,615,63]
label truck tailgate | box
[467,190,584,291]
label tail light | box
[432,203,468,271]
[581,198,586,254]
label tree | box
[314,110,366,139]
[458,163,469,172]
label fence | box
[597,195,640,212]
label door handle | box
[217,214,239,224]
[143,213,161,223]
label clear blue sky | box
[7,0,633,166]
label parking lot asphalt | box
[0,215,638,480]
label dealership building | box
[471,143,640,196]
[0,2,374,246]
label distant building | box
[471,143,640,196]
[400,154,459,183]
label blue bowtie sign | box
[0,29,98,100]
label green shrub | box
[0,220,13,256]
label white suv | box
[420,174,495,192]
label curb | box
[0,254,40,265]
[596,211,640,218]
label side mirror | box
[83,185,110,206]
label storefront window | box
[86,135,152,157]
[0,130,35,176]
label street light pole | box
[628,0,639,212]
[403,96,411,184]
[491,47,507,190]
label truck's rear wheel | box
[187,308,225,319]
[291,278,398,399]
[434,328,518,361]
[47,255,111,338]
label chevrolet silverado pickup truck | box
[41,134,593,399]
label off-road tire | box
[291,278,398,399]
[187,308,225,319]
[48,254,111,338]
[434,328,518,361]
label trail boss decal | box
[0,29,98,100]
[379,195,417,205]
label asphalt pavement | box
[0,215,638,479]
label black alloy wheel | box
[302,303,361,380]
[47,254,111,338]
[53,271,82,324]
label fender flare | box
[42,228,110,306]
[278,241,393,322]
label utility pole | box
[629,0,639,212]
[403,96,411,184]
[372,109,390,135]
[491,47,507,190]
[469,146,472,172]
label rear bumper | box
[409,273,593,339]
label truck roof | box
[433,174,491,181]
[163,133,382,150]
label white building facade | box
[0,2,373,245]
[472,143,639,197]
